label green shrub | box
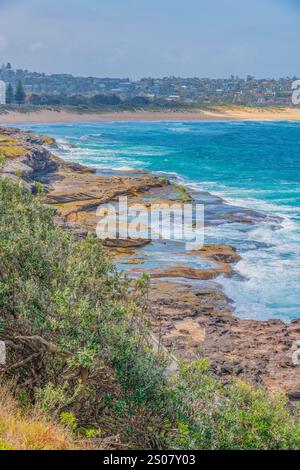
[0,178,170,447]
[1,178,300,450]
[167,360,300,450]
[0,439,12,450]
[60,412,78,431]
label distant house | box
[0,80,6,104]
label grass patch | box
[174,184,193,202]
[0,384,78,450]
[0,134,27,158]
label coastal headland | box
[1,106,300,124]
[1,125,300,399]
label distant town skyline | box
[0,63,297,108]
[0,0,300,79]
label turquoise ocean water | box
[21,121,300,323]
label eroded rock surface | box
[1,126,300,398]
[149,279,300,396]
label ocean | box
[21,120,300,323]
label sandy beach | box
[1,106,300,124]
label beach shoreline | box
[1,106,300,124]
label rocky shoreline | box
[1,125,300,399]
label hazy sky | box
[0,0,299,78]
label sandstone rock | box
[102,238,151,248]
[2,126,299,398]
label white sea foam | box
[172,175,300,322]
[27,122,300,322]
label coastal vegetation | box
[0,133,27,158]
[0,176,300,450]
[5,84,14,105]
[14,81,26,105]
[0,96,194,116]
[174,184,193,202]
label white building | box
[0,80,6,104]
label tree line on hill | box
[28,92,183,108]
[5,81,26,105]
[3,80,189,109]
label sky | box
[0,0,300,78]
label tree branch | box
[14,335,72,358]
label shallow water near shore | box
[20,120,300,322]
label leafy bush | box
[0,178,171,448]
[168,360,300,450]
[0,178,300,450]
